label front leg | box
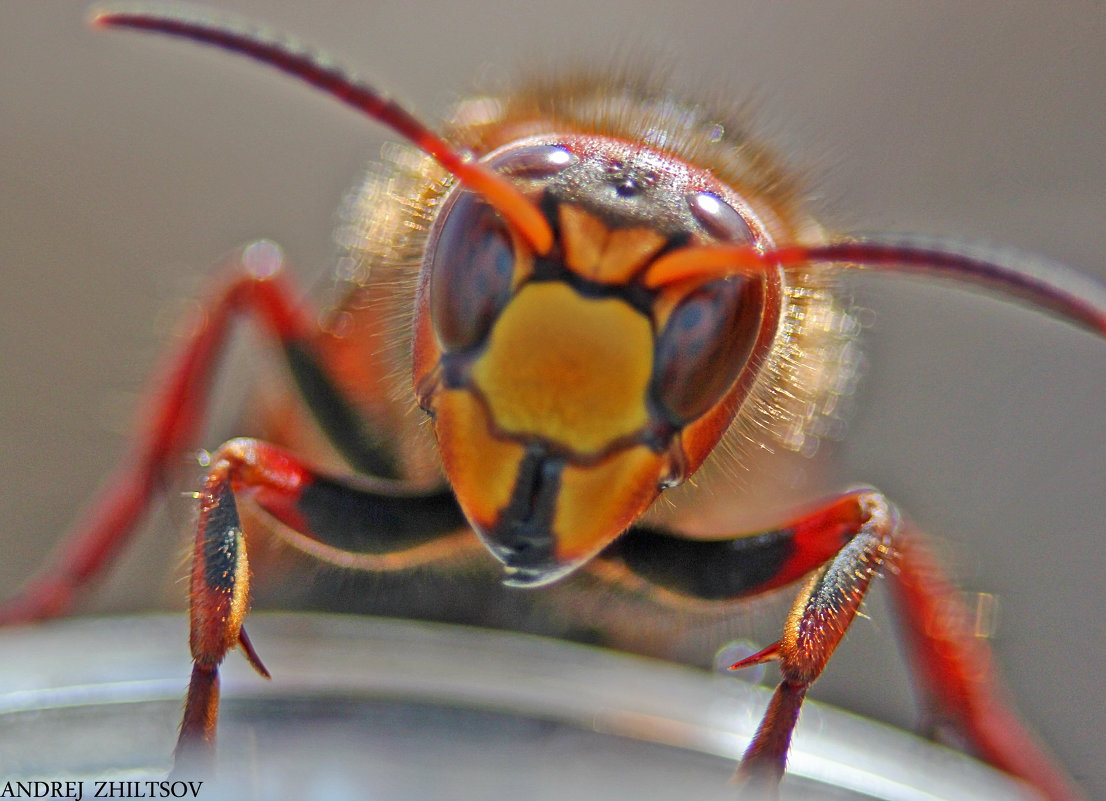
[172,437,468,775]
[174,464,260,774]
[730,491,897,793]
[598,488,895,794]
[598,488,1083,801]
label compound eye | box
[652,275,765,426]
[428,144,572,353]
[429,190,515,352]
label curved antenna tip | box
[89,3,155,28]
[85,2,554,256]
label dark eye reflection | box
[429,191,515,352]
[652,275,765,426]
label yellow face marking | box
[471,282,653,456]
[434,389,527,530]
[553,445,666,561]
[559,205,668,284]
[560,205,608,280]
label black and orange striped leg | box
[602,488,897,794]
[604,489,1084,801]
[730,492,897,794]
[0,242,399,624]
[172,470,259,776]
[171,437,466,775]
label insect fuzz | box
[341,91,852,588]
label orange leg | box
[0,240,464,776]
[729,491,897,793]
[0,242,396,624]
[889,531,1085,801]
[168,436,466,775]
[601,488,1084,800]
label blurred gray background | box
[1,1,1103,797]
